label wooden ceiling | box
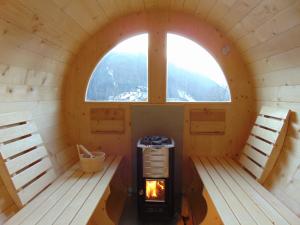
[0,0,299,77]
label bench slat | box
[247,135,273,156]
[255,116,284,131]
[0,111,32,127]
[37,173,93,225]
[6,146,48,175]
[200,157,257,225]
[191,156,240,225]
[208,158,274,225]
[53,156,114,225]
[70,156,122,225]
[12,157,52,190]
[4,164,79,225]
[242,145,268,168]
[219,158,290,225]
[19,169,56,205]
[0,123,38,143]
[251,126,279,144]
[260,106,290,120]
[20,169,84,225]
[227,158,300,225]
[39,156,115,225]
[0,134,43,159]
[239,155,263,179]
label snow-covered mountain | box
[86,52,230,102]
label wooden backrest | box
[0,111,56,208]
[239,106,290,183]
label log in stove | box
[137,136,175,220]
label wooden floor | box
[118,195,180,225]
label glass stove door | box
[145,179,166,202]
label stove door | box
[145,179,166,202]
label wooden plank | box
[0,134,43,159]
[90,120,125,133]
[219,158,290,225]
[208,158,274,225]
[61,0,107,34]
[0,111,32,127]
[191,156,240,225]
[242,145,268,167]
[194,0,217,19]
[18,169,56,205]
[90,108,124,120]
[255,116,284,131]
[226,158,300,225]
[190,121,225,134]
[19,169,84,225]
[46,156,114,225]
[4,163,79,225]
[70,156,122,225]
[259,113,290,183]
[251,125,279,143]
[12,157,52,190]
[254,66,300,88]
[0,123,38,143]
[200,157,256,225]
[36,173,93,225]
[247,135,273,156]
[0,155,23,208]
[260,106,290,119]
[190,109,225,121]
[239,154,263,179]
[6,146,48,175]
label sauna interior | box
[0,0,300,225]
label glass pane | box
[86,34,148,102]
[145,179,165,202]
[167,33,231,102]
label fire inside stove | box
[145,179,165,202]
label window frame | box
[84,32,232,105]
[165,32,231,103]
[85,33,149,103]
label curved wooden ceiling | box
[1,0,299,74]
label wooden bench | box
[190,107,300,225]
[4,155,123,225]
[0,111,124,225]
[192,157,300,225]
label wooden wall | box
[240,2,300,216]
[0,1,82,222]
[0,0,299,221]
[64,11,254,194]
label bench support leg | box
[186,160,223,225]
[89,187,115,225]
[201,189,223,225]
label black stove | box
[137,136,175,221]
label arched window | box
[166,33,231,102]
[86,34,148,102]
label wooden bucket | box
[77,145,106,173]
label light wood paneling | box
[0,0,77,221]
[65,13,254,215]
[244,1,300,212]
[0,0,299,221]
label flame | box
[146,180,165,200]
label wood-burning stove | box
[137,136,175,220]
